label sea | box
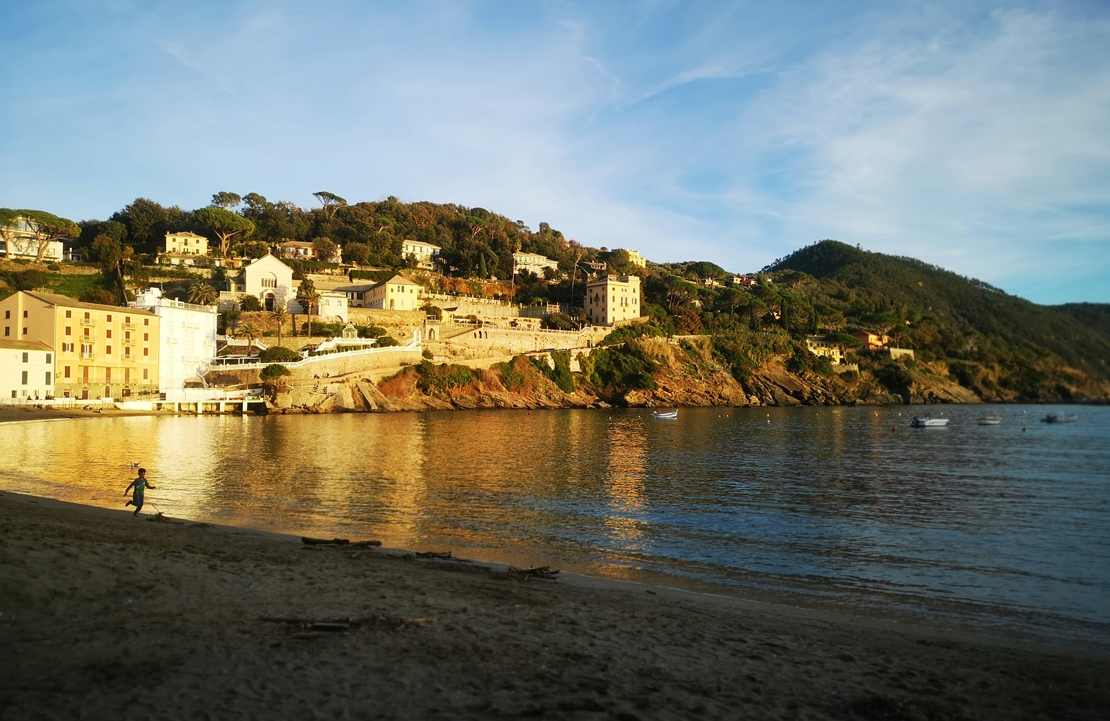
[1,404,1107,652]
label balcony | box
[81,352,95,360]
[123,338,138,346]
[81,318,97,327]
[81,335,97,343]
[123,322,137,330]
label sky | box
[2,1,1108,304]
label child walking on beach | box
[123,468,155,516]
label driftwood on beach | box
[301,536,382,547]
[261,614,435,634]
[508,565,560,580]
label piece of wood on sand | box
[508,565,560,581]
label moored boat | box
[652,410,678,419]
[977,416,1002,425]
[910,416,948,428]
[1041,413,1077,423]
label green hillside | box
[767,240,1110,387]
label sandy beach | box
[1,491,1107,721]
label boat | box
[652,410,678,419]
[1041,413,1077,423]
[910,416,948,428]
[976,416,1002,425]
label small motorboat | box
[652,410,678,419]
[977,416,1002,425]
[1041,413,1077,423]
[910,416,948,428]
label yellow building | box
[804,335,844,363]
[0,291,160,400]
[164,231,209,256]
[620,249,647,268]
[337,275,423,310]
[585,275,641,326]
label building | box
[0,339,54,401]
[851,330,890,350]
[0,216,65,262]
[311,291,349,323]
[513,252,559,276]
[585,275,641,326]
[337,275,423,310]
[132,288,218,391]
[279,240,343,264]
[620,249,647,268]
[164,231,209,257]
[0,290,159,400]
[804,335,845,364]
[401,240,442,270]
[731,276,757,287]
[225,255,300,312]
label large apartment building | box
[133,288,217,390]
[0,291,160,400]
[585,275,641,326]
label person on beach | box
[123,468,155,516]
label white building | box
[0,339,54,401]
[311,290,349,323]
[133,288,218,391]
[401,240,442,270]
[224,255,301,313]
[1,216,65,262]
[585,275,641,326]
[164,231,209,257]
[513,252,559,276]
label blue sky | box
[2,1,1108,304]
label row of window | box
[16,371,51,385]
[57,366,150,382]
[15,352,52,363]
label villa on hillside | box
[164,231,209,256]
[401,240,442,271]
[336,275,423,310]
[585,275,641,326]
[852,330,890,350]
[621,249,647,268]
[0,215,66,262]
[132,288,218,391]
[513,252,559,276]
[279,240,343,264]
[804,335,845,364]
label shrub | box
[543,312,576,330]
[531,350,575,393]
[259,364,291,381]
[415,360,474,392]
[376,336,400,348]
[422,348,434,360]
[14,269,46,291]
[46,263,61,271]
[581,345,657,392]
[80,288,119,305]
[599,322,665,346]
[239,295,262,312]
[259,346,301,363]
[420,304,443,320]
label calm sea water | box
[2,405,1108,651]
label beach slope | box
[1,491,1106,720]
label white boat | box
[976,416,1002,425]
[1041,413,1077,424]
[652,410,678,419]
[910,416,948,428]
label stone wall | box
[204,347,423,386]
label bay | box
[2,404,1107,651]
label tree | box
[238,322,260,354]
[194,206,255,256]
[344,242,371,266]
[269,305,288,346]
[239,295,262,312]
[80,288,120,305]
[313,191,346,221]
[15,210,80,261]
[224,310,241,337]
[187,282,218,306]
[312,237,338,263]
[296,278,321,338]
[87,234,130,304]
[259,363,291,381]
[210,192,242,210]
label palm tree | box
[299,288,320,338]
[269,305,287,347]
[238,322,260,355]
[188,282,218,306]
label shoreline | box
[2,490,1108,719]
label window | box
[82,367,89,381]
[143,333,148,341]
[124,368,130,382]
[144,319,149,326]
[124,347,130,357]
[143,369,149,380]
[65,326,71,335]
[46,353,51,363]
[105,368,111,382]
[3,310,7,319]
[106,346,112,355]
[22,327,27,335]
[21,353,28,363]
[3,327,8,337]
[23,310,28,318]
[45,372,51,385]
[84,312,90,320]
[125,316,130,323]
[66,310,71,318]
[64,366,70,378]
[125,331,130,340]
[143,348,149,356]
[21,371,28,385]
[107,315,112,322]
[84,328,89,337]
[106,329,112,339]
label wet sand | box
[1,490,1107,721]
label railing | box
[81,318,97,327]
[81,352,95,360]
[123,322,137,330]
[206,340,421,373]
